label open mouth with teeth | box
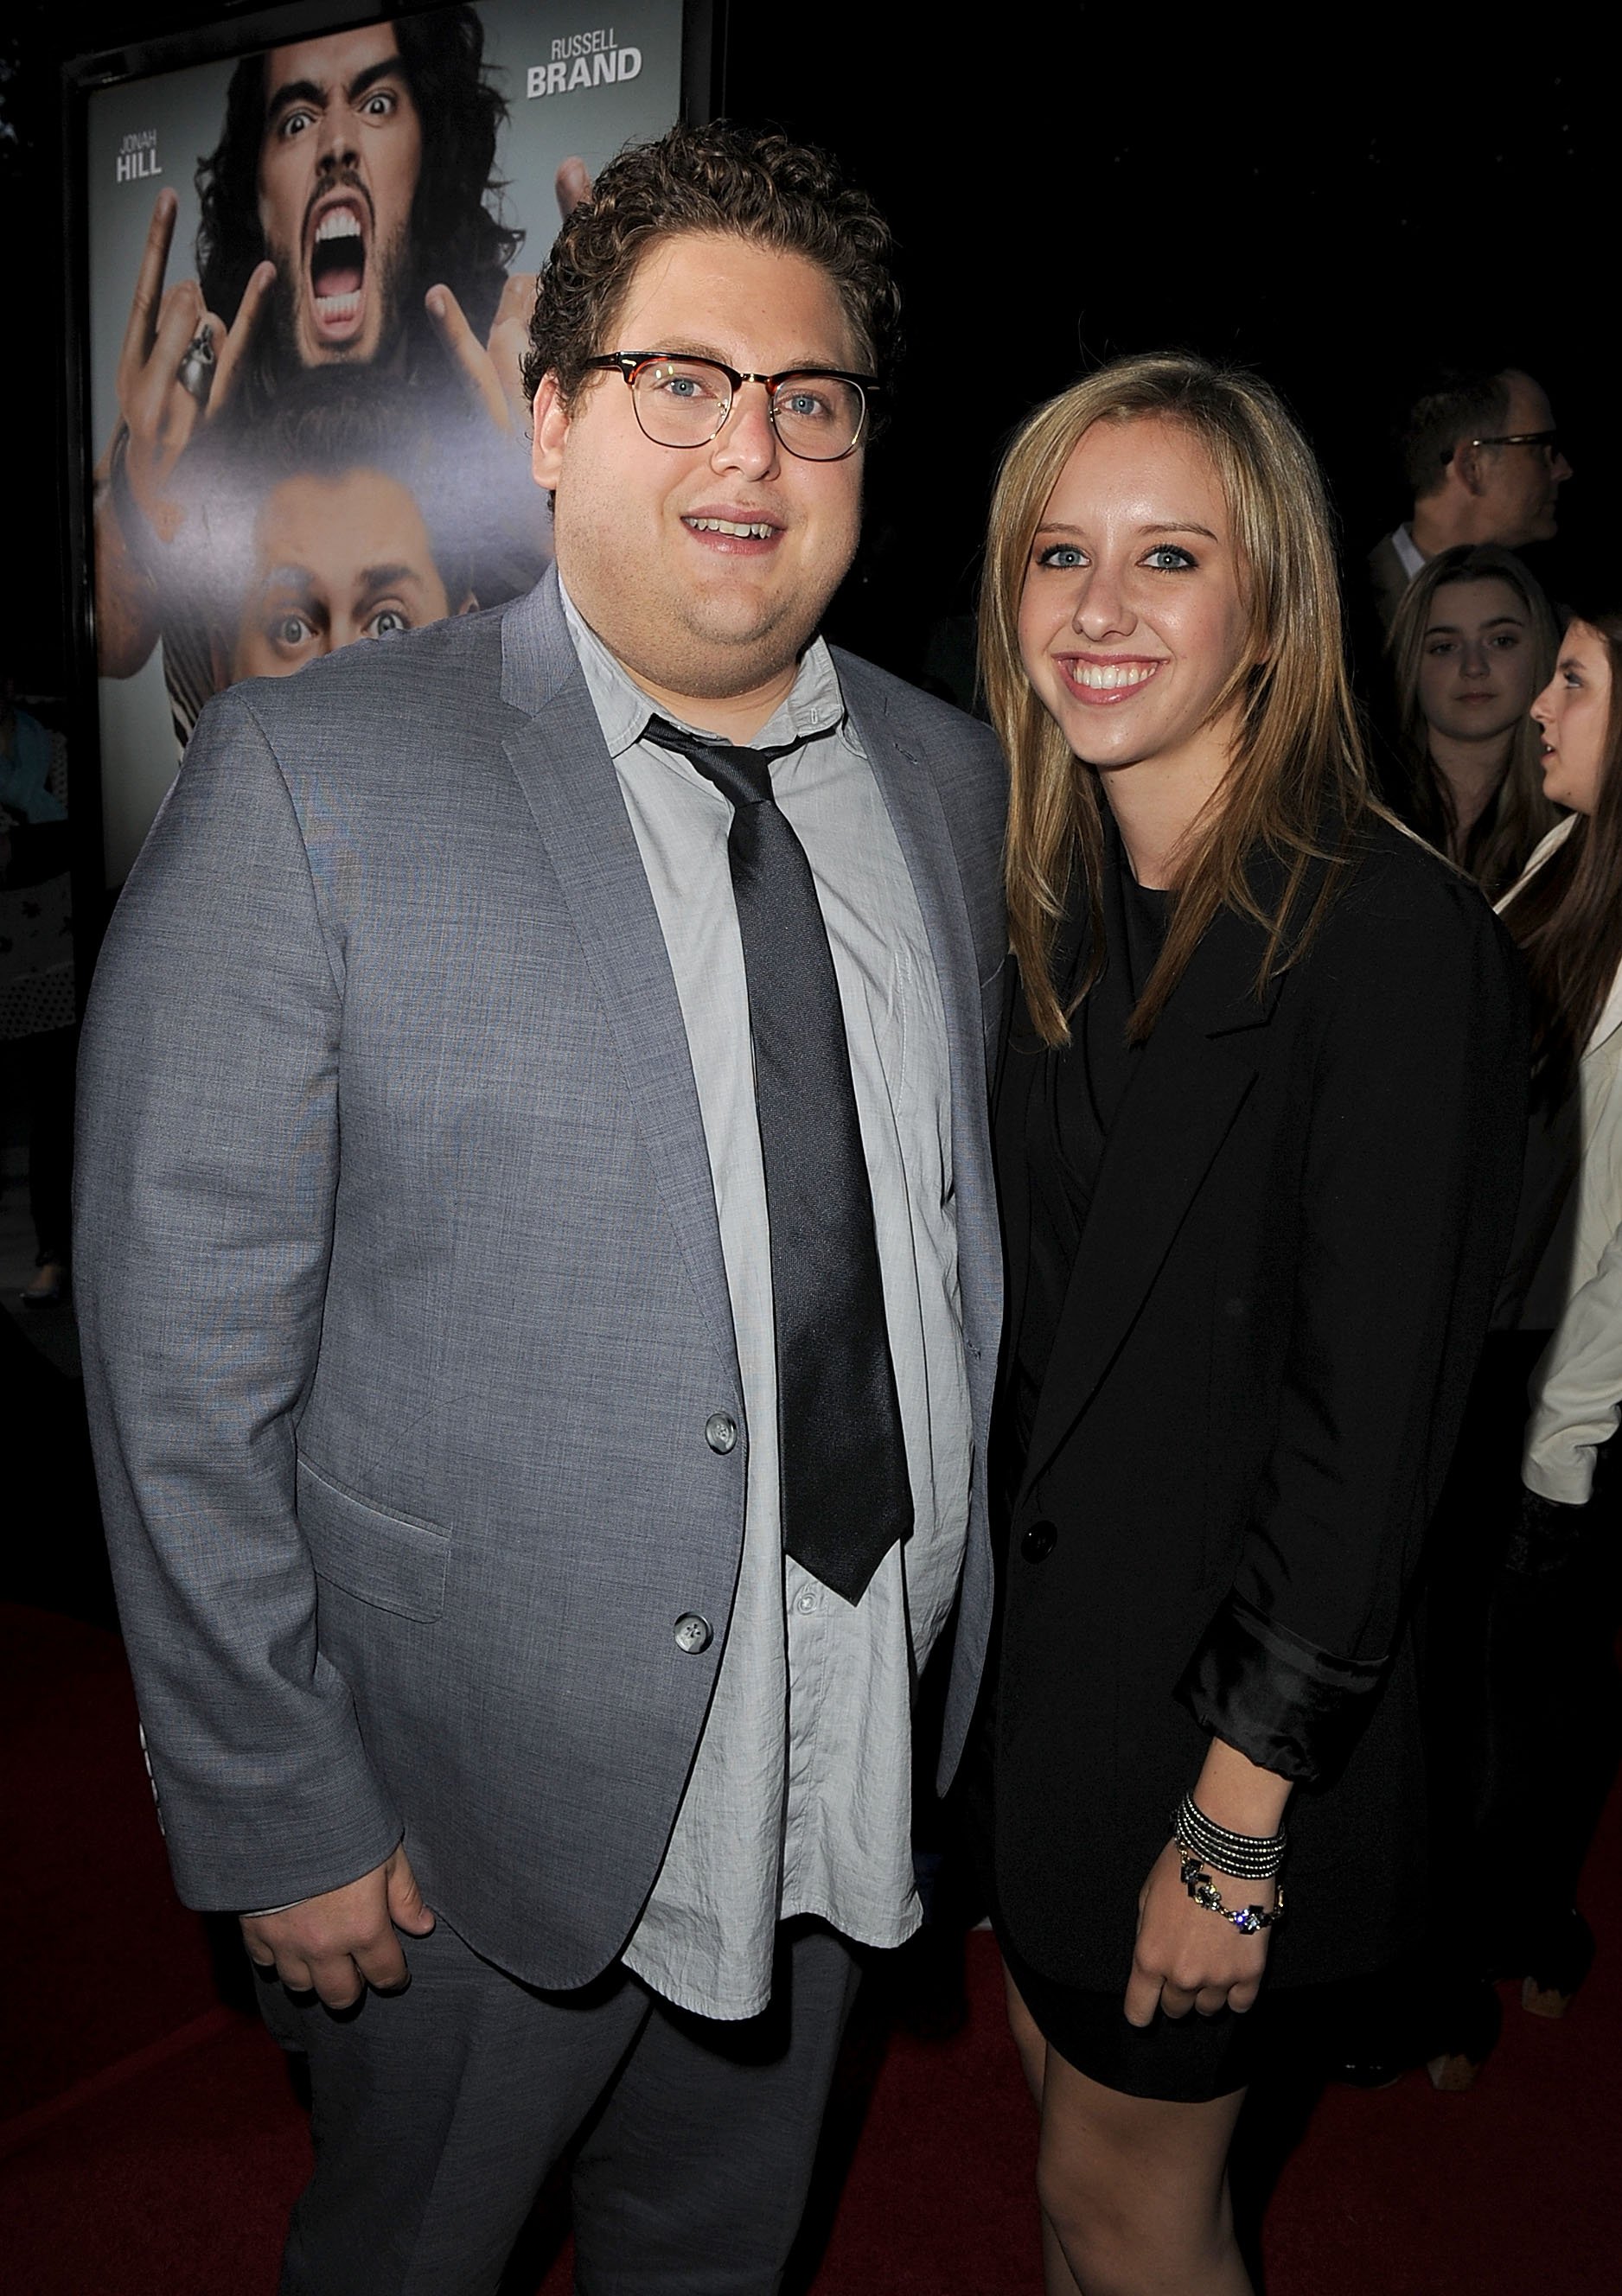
[306,200,369,344]
[1061,657,1162,699]
[681,514,782,552]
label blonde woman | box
[967,355,1527,2294]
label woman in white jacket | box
[1485,605,1622,2031]
[1510,611,1622,1509]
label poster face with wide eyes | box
[80,1,685,885]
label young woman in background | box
[1385,541,1559,896]
[1488,608,1622,2019]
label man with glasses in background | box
[76,121,1006,2293]
[1366,365,1573,630]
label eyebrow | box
[1034,519,1219,540]
[1424,614,1528,635]
[265,54,406,126]
[256,562,428,596]
[357,564,427,594]
[256,567,322,598]
[636,341,853,373]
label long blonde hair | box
[981,354,1371,1045]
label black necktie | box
[646,715,912,1604]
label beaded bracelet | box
[1177,1852,1286,1935]
[1173,1792,1287,1880]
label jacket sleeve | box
[74,689,403,1911]
[1522,1053,1622,1503]
[1178,874,1529,1783]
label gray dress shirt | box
[560,587,971,2019]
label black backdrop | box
[3,0,1609,707]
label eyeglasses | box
[1442,429,1564,465]
[583,352,878,462]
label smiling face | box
[229,468,468,682]
[1417,577,1541,747]
[257,25,423,367]
[1531,620,1614,817]
[1018,414,1252,804]
[530,231,865,733]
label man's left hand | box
[240,1844,435,2010]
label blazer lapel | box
[994,973,1043,1362]
[498,577,738,1382]
[1018,896,1282,1496]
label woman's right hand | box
[1124,1837,1275,2025]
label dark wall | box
[4,0,1606,700]
[723,10,1607,683]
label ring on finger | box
[176,324,215,405]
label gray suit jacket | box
[75,573,1007,1990]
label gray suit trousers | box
[259,1916,863,2295]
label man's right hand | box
[240,1844,435,2009]
[110,188,274,539]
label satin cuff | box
[1174,1592,1389,1786]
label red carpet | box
[2,1602,1613,2293]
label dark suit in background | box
[1367,528,1421,634]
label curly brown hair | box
[522,120,901,410]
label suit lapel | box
[836,654,1004,1407]
[1018,896,1282,1496]
[836,654,989,1094]
[498,577,738,1382]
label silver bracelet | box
[1173,1792,1287,1880]
[1178,1853,1286,1934]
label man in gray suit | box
[75,122,1006,2293]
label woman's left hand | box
[1123,1839,1275,2026]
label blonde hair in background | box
[980,353,1371,1046]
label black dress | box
[970,811,1529,2101]
[979,822,1270,2099]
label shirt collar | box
[1392,523,1427,584]
[559,576,846,760]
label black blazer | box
[1365,529,1415,635]
[990,815,1528,1992]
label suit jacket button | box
[1021,1520,1057,1563]
[705,1413,738,1454]
[674,1612,713,1655]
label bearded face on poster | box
[93,5,586,735]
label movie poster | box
[80,2,684,884]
